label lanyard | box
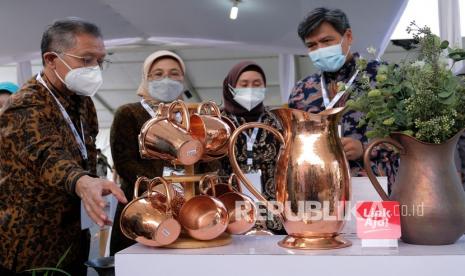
[232,114,264,166]
[36,74,88,163]
[320,69,359,109]
[140,99,183,122]
[140,99,157,117]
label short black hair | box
[40,17,102,65]
[297,7,350,42]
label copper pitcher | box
[120,177,181,247]
[363,131,465,245]
[228,107,352,249]
[138,100,204,165]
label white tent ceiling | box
[0,0,407,64]
[0,0,410,129]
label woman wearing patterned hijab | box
[220,61,285,234]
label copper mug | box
[178,174,229,240]
[217,174,257,234]
[120,177,181,247]
[190,101,232,157]
[153,101,201,119]
[143,178,186,219]
[139,100,204,165]
[228,107,352,249]
[203,175,235,197]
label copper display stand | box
[139,101,232,249]
[160,165,232,249]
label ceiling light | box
[230,0,240,20]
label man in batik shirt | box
[0,18,126,275]
[288,7,398,191]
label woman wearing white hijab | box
[109,50,186,254]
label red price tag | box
[356,201,401,239]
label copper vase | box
[228,107,352,249]
[363,130,465,245]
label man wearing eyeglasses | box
[0,17,127,275]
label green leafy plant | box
[348,22,465,143]
[25,246,71,276]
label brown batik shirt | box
[0,74,98,272]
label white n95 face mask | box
[230,85,266,111]
[148,78,184,102]
[54,54,103,97]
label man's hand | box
[341,137,364,161]
[76,175,128,227]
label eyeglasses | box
[147,70,183,81]
[60,52,112,70]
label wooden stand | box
[163,166,198,200]
[164,232,232,249]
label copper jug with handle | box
[228,107,352,249]
[363,131,465,245]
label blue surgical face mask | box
[308,36,350,72]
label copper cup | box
[139,100,204,165]
[120,177,181,247]
[202,175,234,197]
[190,101,231,157]
[217,174,257,234]
[178,174,229,240]
[144,179,186,219]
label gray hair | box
[40,17,102,65]
[297,7,350,42]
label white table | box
[116,177,465,276]
[116,234,465,276]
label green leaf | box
[366,130,378,138]
[383,117,395,126]
[25,267,71,276]
[55,246,71,269]
[441,94,456,105]
[402,130,414,136]
[368,89,382,98]
[440,40,449,49]
[438,90,453,98]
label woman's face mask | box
[53,53,103,97]
[229,84,266,111]
[148,78,184,102]
[308,36,351,72]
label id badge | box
[80,201,93,230]
[242,169,262,202]
[163,166,185,177]
[81,195,114,230]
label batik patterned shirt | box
[0,75,98,271]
